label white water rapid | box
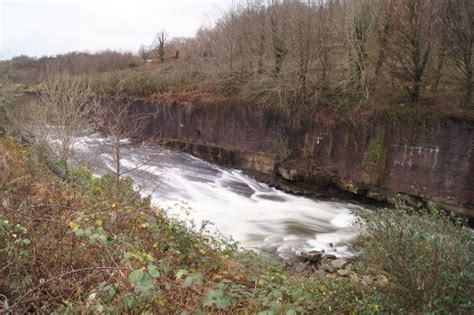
[73,134,361,260]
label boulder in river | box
[323,254,337,260]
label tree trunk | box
[270,12,286,77]
[257,34,265,74]
[465,66,473,106]
[463,49,473,106]
[320,50,329,94]
[115,137,120,186]
[432,52,444,92]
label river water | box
[73,134,361,260]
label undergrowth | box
[353,200,474,314]
[0,138,381,314]
[0,138,472,314]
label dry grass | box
[149,83,229,107]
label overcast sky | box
[0,0,226,59]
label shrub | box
[353,202,474,314]
[91,70,169,98]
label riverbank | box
[1,137,472,314]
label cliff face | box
[134,101,474,217]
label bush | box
[353,202,474,314]
[91,70,171,98]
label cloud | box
[0,0,224,59]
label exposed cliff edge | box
[132,100,474,218]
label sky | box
[0,0,226,59]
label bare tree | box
[154,30,168,63]
[334,0,377,100]
[7,100,49,148]
[268,1,288,77]
[91,77,150,188]
[0,62,21,135]
[385,0,435,102]
[373,0,391,80]
[316,0,336,94]
[98,96,150,187]
[38,72,97,180]
[286,1,319,102]
[138,44,148,61]
[438,0,473,106]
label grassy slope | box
[0,138,381,314]
[0,138,472,314]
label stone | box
[323,254,337,260]
[313,269,326,276]
[350,274,360,282]
[374,274,389,286]
[278,168,291,180]
[330,259,348,269]
[289,169,299,181]
[278,167,300,181]
[305,250,324,264]
[361,275,373,285]
[337,269,352,277]
[295,262,309,273]
[321,262,336,273]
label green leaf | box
[193,273,203,284]
[149,269,160,278]
[107,287,117,299]
[20,239,31,246]
[84,228,93,237]
[203,292,215,306]
[98,234,107,244]
[272,290,282,299]
[176,269,188,280]
[128,269,145,284]
[216,297,231,310]
[124,252,136,260]
[183,276,194,287]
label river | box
[73,134,361,260]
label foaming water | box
[73,134,360,259]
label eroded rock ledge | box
[131,100,474,218]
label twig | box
[7,266,132,311]
[0,294,9,314]
[161,275,203,296]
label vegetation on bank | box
[2,0,473,117]
[0,138,472,314]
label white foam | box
[72,135,362,259]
